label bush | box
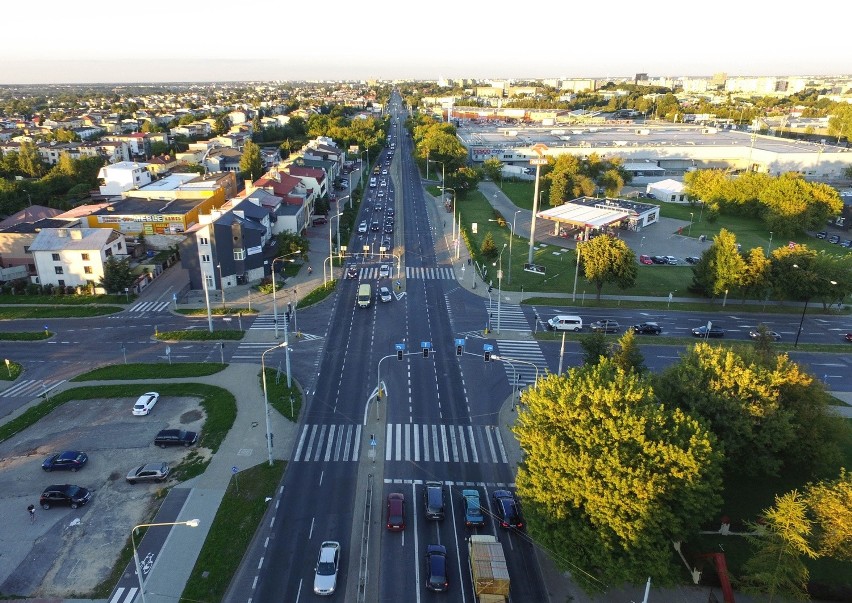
[480,231,498,259]
[492,210,506,227]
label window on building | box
[201,254,210,262]
[117,242,123,250]
[81,253,90,261]
[105,248,112,257]
[54,266,64,274]
[84,266,93,274]
[52,253,60,261]
[58,280,65,287]
[205,274,214,289]
[200,237,209,245]
[234,249,245,261]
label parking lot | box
[0,394,206,597]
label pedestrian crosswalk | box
[248,313,280,331]
[494,340,548,387]
[127,301,171,313]
[383,478,516,489]
[107,586,139,603]
[487,303,531,332]
[405,266,454,280]
[291,423,509,464]
[0,379,66,398]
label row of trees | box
[684,171,843,237]
[515,334,849,594]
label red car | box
[639,254,653,265]
[386,493,405,531]
[845,333,852,342]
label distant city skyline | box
[1,0,849,85]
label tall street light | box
[261,342,287,464]
[527,144,549,265]
[328,206,346,277]
[441,186,457,245]
[508,209,521,285]
[216,262,225,310]
[495,243,507,334]
[793,264,837,348]
[270,253,300,391]
[767,231,774,254]
[428,159,445,188]
[132,519,200,603]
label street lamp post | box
[767,231,774,254]
[509,209,521,285]
[132,519,200,603]
[793,264,837,348]
[527,144,549,264]
[688,212,694,237]
[216,263,225,310]
[202,272,213,333]
[328,208,345,274]
[496,244,507,334]
[261,343,287,463]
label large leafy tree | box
[690,228,745,298]
[98,257,135,294]
[18,140,44,178]
[577,235,638,300]
[515,358,722,590]
[806,469,852,560]
[239,140,264,182]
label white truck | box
[500,165,534,179]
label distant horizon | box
[1,0,849,86]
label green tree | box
[806,469,852,560]
[480,231,498,259]
[239,140,264,182]
[515,358,722,590]
[275,231,309,258]
[55,152,76,177]
[481,158,502,182]
[18,140,44,178]
[690,228,746,298]
[98,257,135,294]
[580,332,608,366]
[742,491,817,602]
[578,235,638,300]
[610,328,645,373]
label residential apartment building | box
[29,227,127,291]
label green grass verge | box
[155,330,245,341]
[0,331,52,341]
[71,362,227,381]
[0,306,123,318]
[260,367,302,421]
[175,307,259,316]
[0,360,22,381]
[181,461,285,603]
[0,293,129,305]
[297,280,337,309]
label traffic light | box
[456,344,463,356]
[488,285,493,293]
[423,347,429,358]
[484,350,491,362]
[397,349,403,361]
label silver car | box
[126,462,170,484]
[314,540,340,595]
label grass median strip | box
[0,331,52,341]
[0,305,123,318]
[261,367,302,421]
[71,362,227,381]
[154,329,244,341]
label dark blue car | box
[42,451,88,472]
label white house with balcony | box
[28,227,127,291]
[97,161,153,196]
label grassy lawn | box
[155,329,244,341]
[71,362,227,381]
[176,307,259,316]
[181,461,285,603]
[0,360,22,381]
[261,367,302,421]
[0,305,123,318]
[0,331,52,341]
[0,293,129,305]
[298,280,337,309]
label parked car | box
[423,481,445,520]
[749,327,781,341]
[126,462,170,484]
[424,544,449,592]
[651,255,668,264]
[386,493,406,531]
[313,541,341,596]
[630,322,662,335]
[492,490,524,529]
[828,235,840,244]
[132,392,160,416]
[462,489,485,527]
[154,429,198,448]
[685,256,700,264]
[639,254,653,265]
[42,450,88,472]
[40,484,92,509]
[841,240,852,248]
[589,320,621,333]
[664,256,678,265]
[815,231,827,239]
[379,286,392,303]
[692,325,725,338]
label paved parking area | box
[0,395,206,597]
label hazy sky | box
[1,0,849,84]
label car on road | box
[423,481,445,520]
[379,264,391,278]
[816,231,827,239]
[749,327,781,341]
[639,254,653,265]
[358,221,368,234]
[384,224,393,234]
[424,544,449,592]
[589,320,621,333]
[371,221,380,232]
[462,489,485,527]
[846,333,852,342]
[346,265,358,279]
[313,540,341,596]
[379,286,393,303]
[154,429,198,448]
[42,450,88,472]
[492,490,524,529]
[40,484,92,509]
[630,322,662,335]
[685,256,700,264]
[386,493,406,531]
[132,392,160,416]
[126,462,170,484]
[692,325,725,338]
[386,207,395,217]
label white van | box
[547,315,583,332]
[357,283,372,308]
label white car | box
[313,541,340,595]
[379,264,391,278]
[358,221,368,234]
[379,286,392,303]
[132,392,160,416]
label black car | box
[346,265,358,279]
[685,256,700,264]
[40,484,92,509]
[424,544,449,592]
[42,450,88,472]
[691,325,725,338]
[828,235,840,244]
[815,231,827,239]
[589,320,621,333]
[492,490,524,529]
[154,429,198,448]
[651,255,668,264]
[630,322,662,335]
[423,481,445,520]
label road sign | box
[523,263,546,275]
[530,157,548,166]
[232,466,239,474]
